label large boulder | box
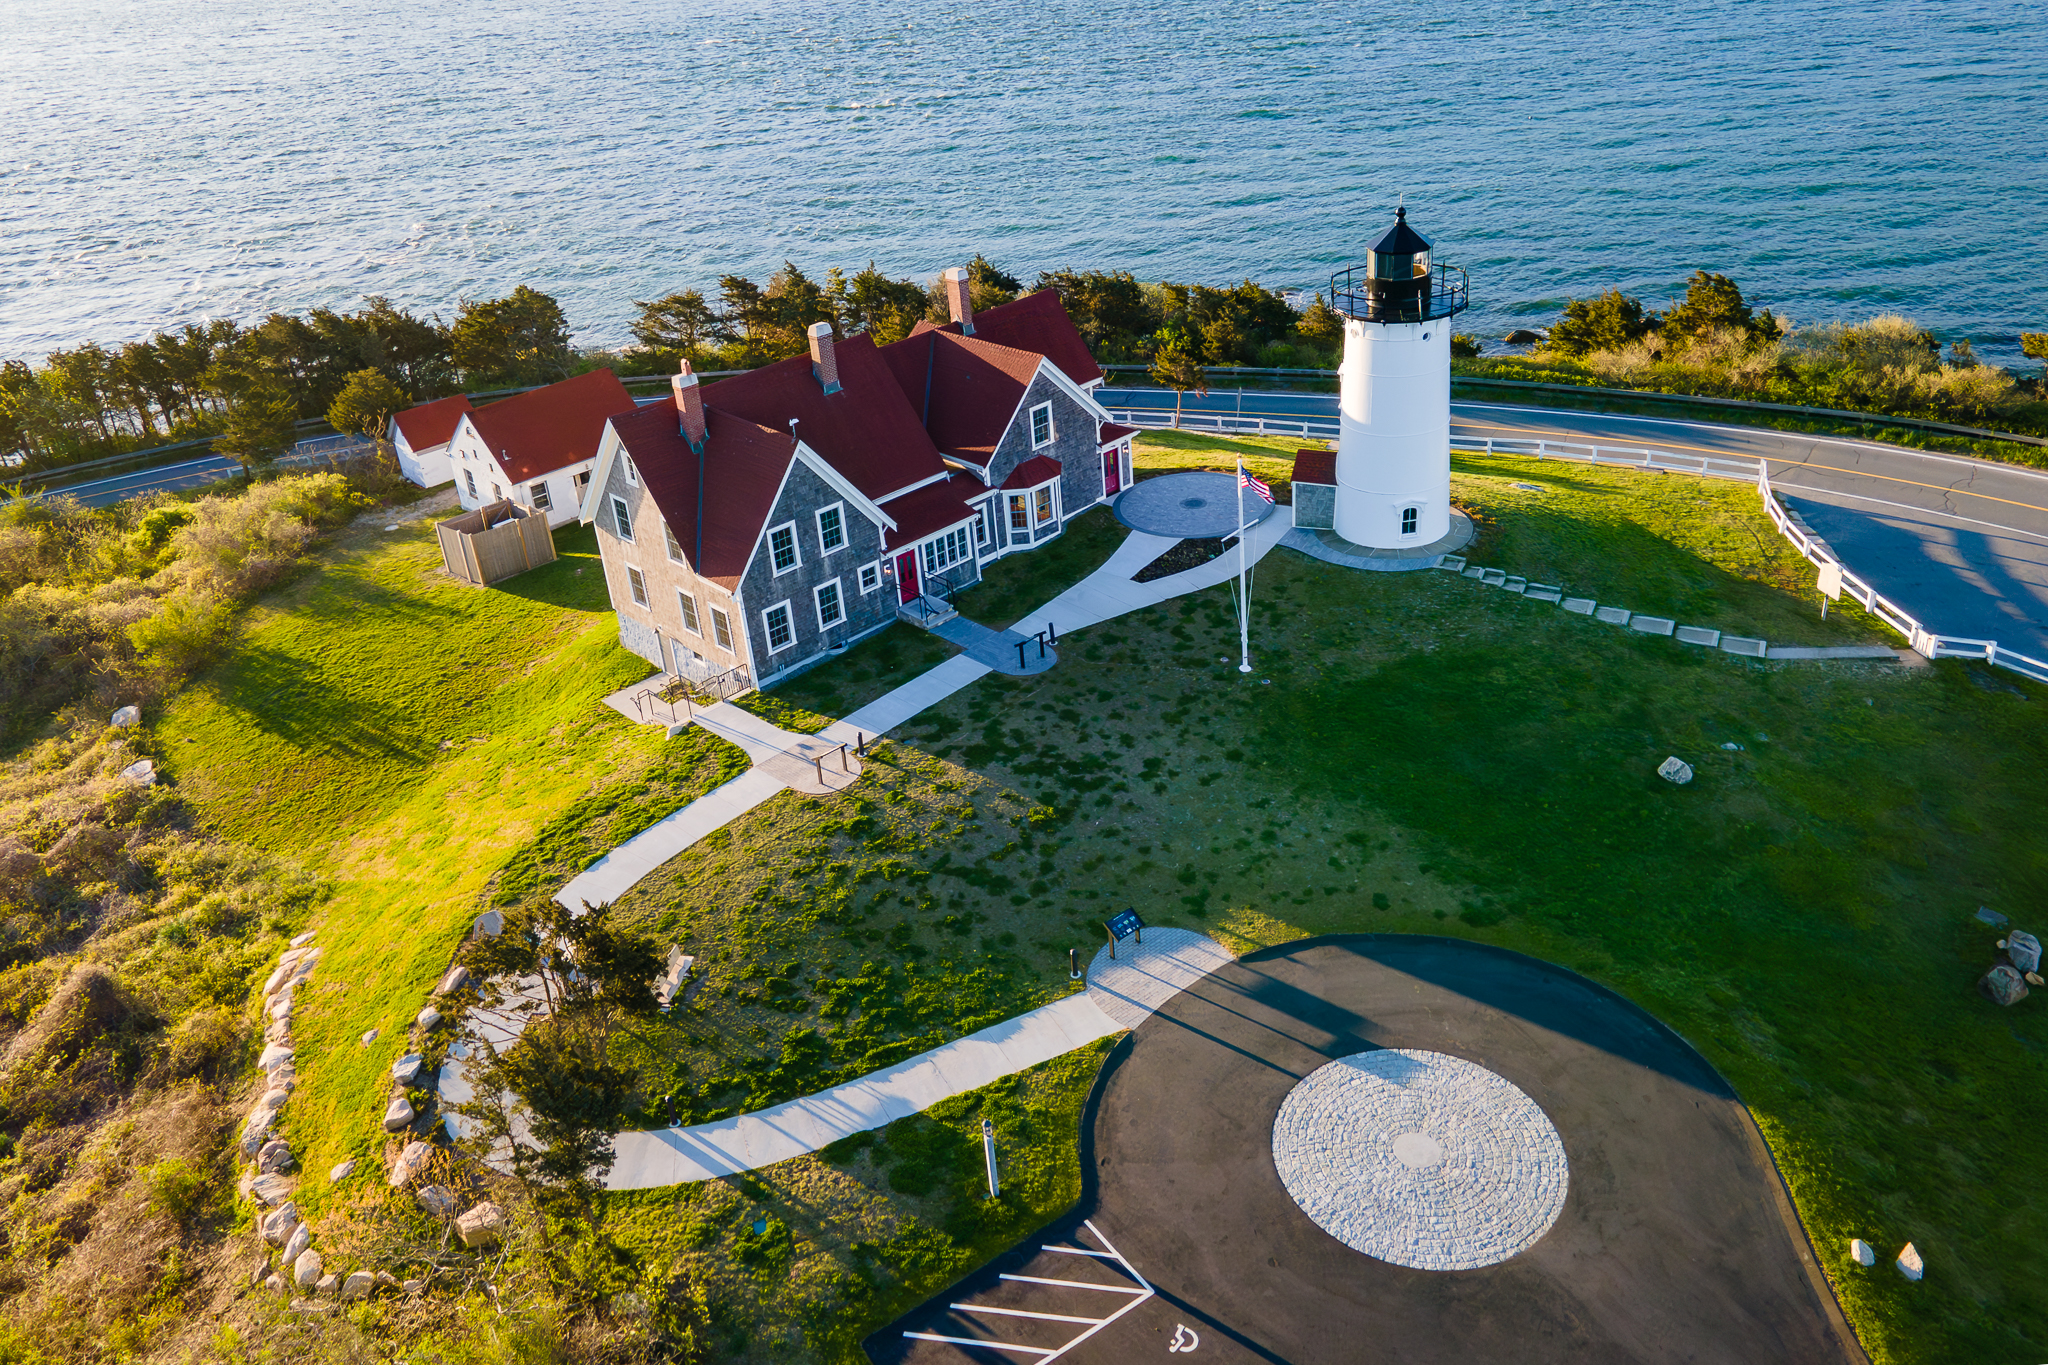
[472,911,503,938]
[391,1054,426,1087]
[416,1185,457,1219]
[250,1173,293,1206]
[257,1140,294,1174]
[2007,930,2041,975]
[415,1006,443,1032]
[1980,964,2029,1007]
[383,1096,416,1133]
[329,1159,356,1184]
[260,1203,298,1246]
[341,1270,376,1303]
[282,1222,311,1266]
[239,1109,276,1157]
[1850,1238,1875,1266]
[293,1251,323,1290]
[437,966,471,996]
[258,1043,294,1072]
[456,1201,508,1248]
[110,705,141,727]
[389,1140,434,1188]
[1657,756,1694,785]
[1896,1243,1924,1281]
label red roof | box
[1099,422,1139,447]
[703,334,946,502]
[962,289,1105,387]
[609,399,797,590]
[880,476,978,551]
[468,369,636,482]
[880,327,1046,467]
[1001,454,1062,490]
[1293,449,1337,485]
[392,393,473,452]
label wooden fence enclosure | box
[435,500,557,585]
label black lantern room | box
[1331,207,1469,324]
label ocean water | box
[2,0,2042,363]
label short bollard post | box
[1069,947,1082,981]
[813,755,824,784]
[838,743,849,772]
[857,730,866,756]
[1016,639,1029,669]
[1047,621,1059,646]
[1036,631,1047,660]
[1106,922,1116,960]
[983,1118,1000,1199]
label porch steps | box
[897,593,958,629]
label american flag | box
[1239,468,1273,502]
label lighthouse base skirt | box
[1280,507,1475,573]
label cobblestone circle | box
[1271,1049,1569,1271]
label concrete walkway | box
[605,929,1239,1188]
[930,615,1058,676]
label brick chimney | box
[943,266,975,334]
[808,322,842,395]
[672,361,707,452]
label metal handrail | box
[1329,263,1470,323]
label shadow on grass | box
[494,521,617,614]
[207,639,441,768]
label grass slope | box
[157,516,744,1204]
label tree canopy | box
[451,285,573,387]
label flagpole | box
[1237,457,1252,674]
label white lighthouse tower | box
[1330,207,1469,548]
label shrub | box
[125,590,234,677]
[140,1157,210,1227]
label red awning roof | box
[881,477,978,550]
[468,369,636,482]
[1293,449,1337,485]
[392,393,473,452]
[1098,422,1139,447]
[1001,454,1063,490]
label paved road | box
[35,436,375,508]
[1101,386,2048,662]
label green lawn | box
[157,516,747,1207]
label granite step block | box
[1629,615,1676,636]
[1675,625,1722,647]
[1481,569,1508,586]
[1765,644,1901,660]
[1438,555,1467,572]
[1720,635,1768,657]
[1594,605,1632,625]
[1525,584,1563,603]
[1462,567,1487,579]
[1562,597,1597,615]
[1503,576,1528,593]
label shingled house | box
[580,276,1136,690]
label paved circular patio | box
[1114,470,1282,537]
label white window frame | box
[710,605,734,651]
[1007,492,1029,533]
[490,482,502,502]
[626,565,649,608]
[610,495,633,542]
[814,577,845,630]
[815,501,846,556]
[767,520,801,575]
[530,480,552,511]
[1029,401,1054,449]
[857,561,882,594]
[665,521,687,564]
[762,600,796,655]
[1401,505,1420,537]
[677,589,701,636]
[622,453,639,486]
[921,525,972,576]
[464,470,478,499]
[1033,483,1056,526]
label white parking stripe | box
[949,1305,1105,1325]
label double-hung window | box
[665,522,687,563]
[857,562,881,594]
[677,590,701,635]
[762,601,795,654]
[768,522,800,574]
[815,578,844,629]
[610,495,633,541]
[1008,494,1029,532]
[530,481,552,511]
[465,470,478,499]
[1033,485,1055,525]
[622,454,639,486]
[1029,402,1054,448]
[816,503,845,555]
[626,566,649,608]
[709,606,733,651]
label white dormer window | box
[768,522,800,575]
[1030,402,1054,449]
[816,502,845,555]
[611,496,633,542]
[623,453,639,486]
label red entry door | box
[1103,444,1122,494]
[896,550,920,603]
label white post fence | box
[1097,406,2048,685]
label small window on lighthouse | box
[1401,507,1419,536]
